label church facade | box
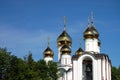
[43,13,111,80]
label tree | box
[36,60,49,80]
[47,61,59,80]
[0,48,11,80]
[0,48,28,80]
[9,56,27,80]
[112,66,120,80]
[36,60,59,80]
[0,48,59,80]
[24,53,38,80]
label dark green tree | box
[112,66,120,80]
[0,48,11,80]
[25,53,38,80]
[0,48,28,80]
[0,48,59,80]
[47,61,59,80]
[9,56,28,80]
[36,60,49,80]
[36,60,59,80]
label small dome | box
[43,46,54,58]
[84,27,94,39]
[57,30,72,46]
[60,45,71,55]
[75,47,84,55]
[91,26,99,38]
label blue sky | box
[0,0,120,67]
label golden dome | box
[60,45,71,55]
[91,26,99,38]
[84,26,99,39]
[84,14,99,39]
[75,47,84,55]
[43,46,54,58]
[84,27,94,39]
[57,30,72,46]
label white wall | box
[44,57,53,63]
[85,38,100,53]
[72,54,111,80]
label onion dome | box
[57,30,72,46]
[84,14,99,39]
[84,26,99,39]
[84,16,94,39]
[43,37,54,58]
[57,16,72,46]
[75,47,84,55]
[43,46,54,58]
[84,26,94,39]
[90,11,99,38]
[91,25,99,38]
[60,45,71,55]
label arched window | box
[82,57,93,80]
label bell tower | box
[72,12,111,80]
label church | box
[43,13,111,80]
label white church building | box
[43,13,111,80]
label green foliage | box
[36,60,59,80]
[0,48,11,80]
[0,48,59,80]
[47,61,58,80]
[1,47,120,80]
[112,66,120,80]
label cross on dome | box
[64,16,66,31]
